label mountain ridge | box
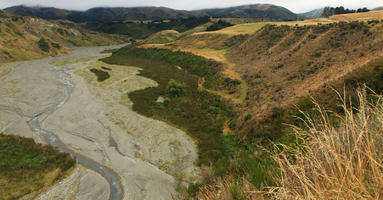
[5,4,299,22]
[4,5,205,22]
[197,4,298,20]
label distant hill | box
[374,7,383,11]
[4,6,205,22]
[0,10,123,62]
[197,4,298,21]
[300,8,324,19]
[4,6,72,20]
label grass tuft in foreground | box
[270,87,383,199]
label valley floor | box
[0,46,200,199]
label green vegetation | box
[37,38,50,52]
[103,37,383,198]
[0,134,75,200]
[102,46,277,191]
[102,46,234,165]
[206,20,234,31]
[108,47,225,89]
[89,68,110,82]
[322,6,370,18]
[166,79,185,98]
[92,17,210,39]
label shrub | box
[37,38,50,52]
[166,79,185,98]
[89,68,110,82]
[206,20,234,31]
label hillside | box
[105,16,383,198]
[374,7,383,11]
[300,8,324,19]
[5,6,205,22]
[141,19,333,104]
[4,6,72,20]
[5,4,298,22]
[198,4,298,20]
[144,30,180,44]
[0,10,122,62]
[227,21,383,132]
[329,10,383,21]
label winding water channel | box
[0,45,200,200]
[27,65,123,200]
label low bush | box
[37,38,50,52]
[89,68,110,82]
[0,134,75,200]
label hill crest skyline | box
[0,0,381,13]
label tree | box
[166,79,185,98]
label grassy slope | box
[330,10,383,21]
[226,21,383,138]
[0,11,124,63]
[0,134,75,200]
[140,19,334,105]
[143,30,181,44]
[131,15,383,198]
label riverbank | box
[0,45,200,199]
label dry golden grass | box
[211,18,268,25]
[196,20,333,36]
[187,168,262,200]
[144,30,181,44]
[330,11,383,22]
[179,22,214,37]
[270,87,383,200]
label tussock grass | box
[185,167,262,200]
[270,87,383,199]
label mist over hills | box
[4,4,299,22]
[4,6,204,22]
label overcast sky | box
[0,0,381,13]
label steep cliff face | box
[0,11,122,62]
[227,20,383,125]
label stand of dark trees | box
[322,6,370,18]
[206,20,234,31]
[89,16,210,39]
